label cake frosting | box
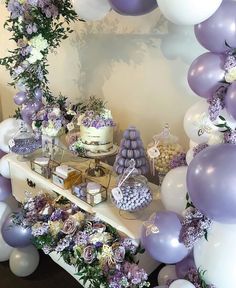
[80,125,113,153]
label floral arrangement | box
[77,96,116,129]
[14,193,150,288]
[32,96,76,137]
[0,0,78,117]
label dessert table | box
[7,152,163,285]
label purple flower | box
[55,235,73,252]
[179,207,212,249]
[224,130,236,144]
[61,218,77,235]
[113,245,125,263]
[26,23,38,34]
[27,0,39,6]
[8,0,25,19]
[121,238,138,255]
[82,245,96,264]
[170,152,187,169]
[42,245,52,255]
[185,268,216,288]
[74,231,89,246]
[32,222,49,236]
[207,85,227,121]
[193,143,209,157]
[50,209,68,221]
[224,55,236,72]
[20,46,32,57]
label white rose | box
[225,67,236,83]
[101,109,112,119]
[27,48,43,64]
[29,34,48,51]
[52,108,61,117]
[208,132,224,145]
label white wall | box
[0,5,206,148]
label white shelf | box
[8,153,164,240]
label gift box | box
[31,157,59,179]
[72,181,107,206]
[52,165,82,189]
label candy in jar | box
[148,124,183,181]
[111,159,152,212]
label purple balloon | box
[1,214,32,247]
[225,82,236,120]
[109,0,157,16]
[187,144,236,223]
[21,105,35,125]
[0,176,12,201]
[34,88,43,101]
[175,252,196,278]
[0,150,6,159]
[14,92,27,106]
[188,52,226,99]
[195,1,236,54]
[141,211,189,264]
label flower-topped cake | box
[71,96,116,154]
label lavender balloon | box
[187,144,236,223]
[109,0,157,16]
[34,88,43,100]
[225,82,236,120]
[1,214,32,248]
[14,92,27,106]
[188,52,226,98]
[195,1,236,53]
[141,211,189,264]
[0,176,12,201]
[175,252,196,278]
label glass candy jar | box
[111,160,152,212]
[148,124,183,183]
[9,122,41,161]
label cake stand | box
[84,145,118,177]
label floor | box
[0,250,161,288]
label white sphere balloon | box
[0,118,24,153]
[161,167,188,214]
[10,245,40,277]
[169,279,196,288]
[0,154,12,179]
[0,234,14,262]
[72,0,111,21]
[158,265,177,286]
[184,100,217,144]
[0,202,12,228]
[194,221,236,288]
[157,0,223,25]
[186,148,194,165]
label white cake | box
[80,125,113,153]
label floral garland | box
[14,193,150,288]
[0,0,77,112]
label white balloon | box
[183,100,217,144]
[158,265,177,286]
[194,221,236,288]
[0,118,24,153]
[10,245,40,277]
[0,202,12,228]
[157,0,223,25]
[169,279,196,288]
[0,154,12,179]
[0,234,14,262]
[186,148,194,165]
[72,0,111,21]
[161,167,188,215]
